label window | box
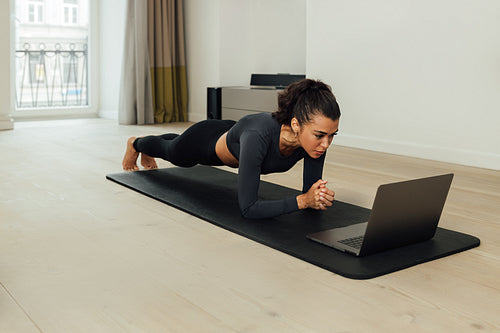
[15,0,92,110]
[63,0,78,25]
[28,0,44,23]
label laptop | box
[307,173,454,256]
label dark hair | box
[272,79,340,126]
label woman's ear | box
[291,117,301,134]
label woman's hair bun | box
[273,79,340,125]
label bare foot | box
[122,137,139,171]
[141,153,158,170]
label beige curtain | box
[119,0,154,125]
[148,0,188,123]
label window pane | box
[38,5,43,22]
[29,54,40,83]
[35,64,46,82]
[29,4,34,22]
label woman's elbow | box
[239,204,261,219]
[240,207,256,219]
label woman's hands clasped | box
[297,179,335,211]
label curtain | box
[119,0,187,125]
[148,0,188,123]
[119,0,154,125]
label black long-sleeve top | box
[226,113,325,219]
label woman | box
[122,79,340,219]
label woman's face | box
[294,114,339,159]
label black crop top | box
[226,113,325,219]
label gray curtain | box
[119,0,155,125]
[148,0,188,123]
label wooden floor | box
[1,118,499,332]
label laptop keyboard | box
[339,236,364,249]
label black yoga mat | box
[106,166,480,279]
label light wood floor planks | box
[1,118,499,332]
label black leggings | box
[133,119,236,167]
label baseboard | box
[99,109,118,120]
[0,114,14,131]
[335,133,500,171]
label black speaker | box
[207,87,221,119]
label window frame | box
[12,0,98,119]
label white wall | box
[184,0,222,122]
[218,0,253,86]
[0,0,14,130]
[307,0,500,170]
[219,0,306,85]
[99,0,126,119]
[185,0,306,122]
[251,0,306,74]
